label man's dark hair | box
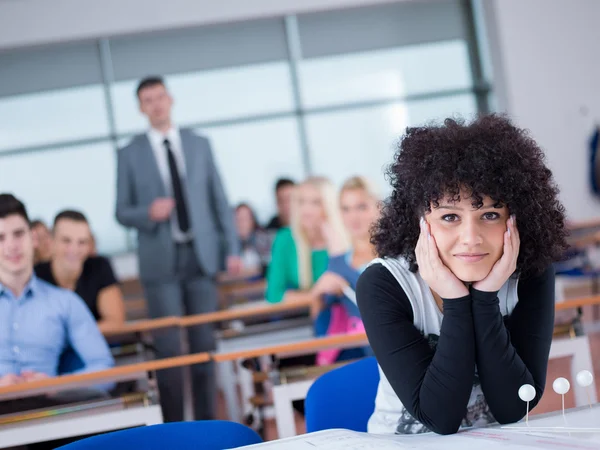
[136,76,166,98]
[0,194,30,223]
[373,114,568,278]
[275,178,295,193]
[53,210,89,228]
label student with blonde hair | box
[266,176,348,315]
[313,175,381,364]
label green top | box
[266,227,329,304]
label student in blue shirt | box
[0,194,114,408]
[312,176,381,364]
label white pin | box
[576,370,594,409]
[518,384,536,426]
[553,377,571,425]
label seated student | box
[265,178,295,231]
[30,219,53,265]
[266,176,349,318]
[35,210,126,333]
[356,116,567,435]
[312,176,381,365]
[0,194,115,413]
[235,202,268,278]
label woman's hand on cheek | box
[472,215,520,293]
[417,218,470,299]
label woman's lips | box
[454,253,488,263]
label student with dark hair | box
[235,203,266,276]
[35,210,126,333]
[116,75,241,422]
[30,219,53,265]
[356,115,568,435]
[266,178,295,230]
[0,194,113,401]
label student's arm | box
[357,264,476,435]
[471,266,555,424]
[97,286,126,333]
[94,258,126,332]
[115,147,157,232]
[65,293,115,375]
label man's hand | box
[226,256,243,275]
[0,373,23,387]
[149,198,175,222]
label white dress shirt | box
[147,126,193,243]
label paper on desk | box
[233,428,600,450]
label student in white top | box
[356,115,568,435]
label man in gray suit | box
[116,76,241,422]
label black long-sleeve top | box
[356,263,555,435]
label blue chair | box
[305,357,379,433]
[56,421,262,450]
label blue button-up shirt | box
[0,275,114,378]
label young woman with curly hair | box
[356,115,568,436]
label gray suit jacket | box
[116,128,239,282]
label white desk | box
[0,403,162,448]
[237,405,600,449]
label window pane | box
[0,85,110,152]
[299,40,472,108]
[0,41,103,97]
[298,0,464,59]
[196,118,305,224]
[0,142,128,254]
[305,94,477,193]
[109,18,288,81]
[111,62,295,135]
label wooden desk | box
[555,295,600,311]
[0,352,210,401]
[0,353,208,447]
[105,293,600,337]
[102,298,311,337]
[212,333,368,363]
[180,299,312,327]
[0,400,162,448]
[101,316,180,337]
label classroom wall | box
[481,0,600,221]
[0,0,399,50]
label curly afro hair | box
[373,114,568,277]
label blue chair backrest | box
[305,357,379,433]
[56,421,262,450]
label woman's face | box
[235,206,255,240]
[297,184,326,231]
[340,188,379,241]
[426,193,509,283]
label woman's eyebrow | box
[435,203,500,211]
[436,205,462,211]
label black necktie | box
[163,138,190,233]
